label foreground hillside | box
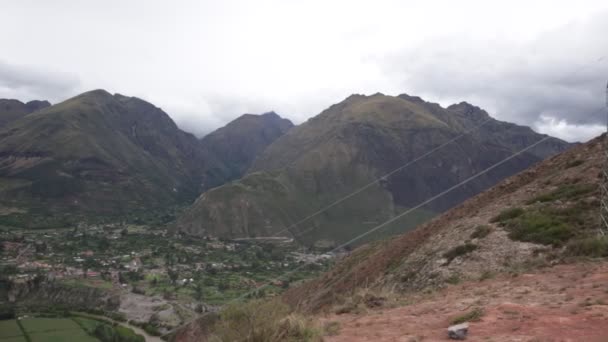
[324,262,608,341]
[176,93,570,243]
[285,135,604,312]
[172,135,607,341]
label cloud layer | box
[0,61,80,103]
[0,0,606,142]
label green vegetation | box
[470,225,492,239]
[507,211,575,246]
[566,159,585,168]
[20,318,82,334]
[89,323,143,342]
[12,317,98,342]
[322,321,341,336]
[177,93,568,241]
[445,274,461,285]
[0,320,23,339]
[208,299,321,342]
[0,316,145,342]
[526,183,595,204]
[451,307,484,325]
[566,236,608,257]
[443,243,477,264]
[490,207,524,223]
[492,183,598,248]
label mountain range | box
[0,90,291,228]
[0,90,571,241]
[175,93,571,244]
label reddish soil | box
[322,261,608,342]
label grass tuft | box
[209,298,321,342]
[451,307,484,325]
[470,225,492,239]
[507,211,574,246]
[491,208,524,223]
[565,236,608,257]
[443,243,477,264]
[525,183,595,205]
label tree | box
[83,257,96,278]
[193,282,204,301]
[167,268,179,285]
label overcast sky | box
[1,0,607,142]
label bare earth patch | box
[322,261,608,341]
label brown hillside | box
[284,135,602,313]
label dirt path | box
[322,261,608,341]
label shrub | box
[490,208,524,223]
[566,237,608,257]
[526,183,595,204]
[451,307,484,325]
[445,274,461,285]
[507,211,574,246]
[209,298,321,342]
[479,270,495,281]
[566,159,584,168]
[92,323,145,342]
[470,225,492,239]
[443,243,477,264]
[323,321,341,336]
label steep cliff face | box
[176,93,571,243]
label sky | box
[0,0,607,142]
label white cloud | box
[0,60,80,102]
[535,114,605,142]
[0,0,607,140]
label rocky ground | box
[322,261,608,341]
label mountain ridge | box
[0,90,292,227]
[175,93,572,243]
[284,134,603,313]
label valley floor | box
[322,261,608,342]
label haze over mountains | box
[0,89,571,242]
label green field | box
[0,320,23,339]
[29,330,97,342]
[0,337,27,342]
[0,318,99,342]
[20,318,82,333]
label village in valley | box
[0,223,338,333]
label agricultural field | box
[0,318,97,342]
[0,320,25,341]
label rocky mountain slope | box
[0,99,50,128]
[0,90,209,226]
[176,93,571,243]
[200,111,293,188]
[0,90,291,227]
[284,134,604,313]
